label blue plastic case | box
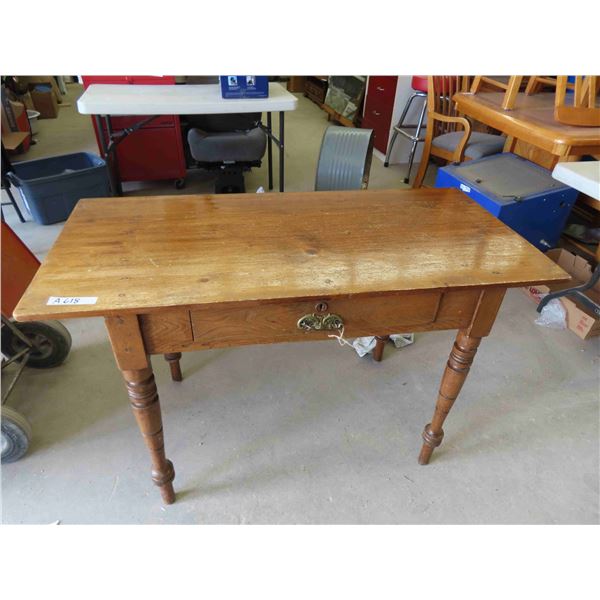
[435,153,579,250]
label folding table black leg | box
[279,111,285,192]
[2,186,26,223]
[267,112,273,191]
[94,115,117,197]
[104,116,123,196]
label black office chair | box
[185,112,267,193]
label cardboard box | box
[523,248,600,340]
[19,91,35,110]
[1,90,31,152]
[30,86,59,118]
[18,76,62,103]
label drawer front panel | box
[366,76,398,111]
[138,290,483,354]
[190,292,442,349]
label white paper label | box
[459,183,471,193]
[47,296,98,306]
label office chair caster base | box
[403,177,409,184]
[384,161,389,168]
[174,178,186,190]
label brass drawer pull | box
[297,313,344,331]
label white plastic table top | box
[552,161,600,201]
[77,82,298,116]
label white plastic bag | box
[351,336,377,357]
[390,333,415,348]
[343,334,415,357]
[534,298,567,330]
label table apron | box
[137,288,483,354]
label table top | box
[14,189,569,321]
[552,161,600,201]
[454,92,600,153]
[77,82,298,115]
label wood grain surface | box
[453,92,600,156]
[14,189,569,321]
[189,291,442,349]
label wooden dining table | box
[13,189,569,505]
[453,92,600,164]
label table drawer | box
[139,290,482,354]
[190,292,442,349]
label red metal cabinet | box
[81,76,186,183]
[361,76,398,154]
[109,128,186,181]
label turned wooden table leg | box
[373,335,389,362]
[105,315,177,504]
[418,288,506,465]
[418,330,481,465]
[124,367,176,503]
[164,352,182,382]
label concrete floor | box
[1,84,599,524]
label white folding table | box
[77,82,298,194]
[552,161,600,202]
[537,161,600,318]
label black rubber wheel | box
[175,178,186,190]
[1,406,32,463]
[1,320,71,369]
[403,177,409,184]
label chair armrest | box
[429,112,472,161]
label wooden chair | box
[470,76,524,110]
[525,76,565,95]
[554,76,600,126]
[412,76,506,189]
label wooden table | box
[453,92,600,164]
[14,189,569,505]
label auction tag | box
[47,296,98,306]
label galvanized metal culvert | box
[315,126,374,191]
